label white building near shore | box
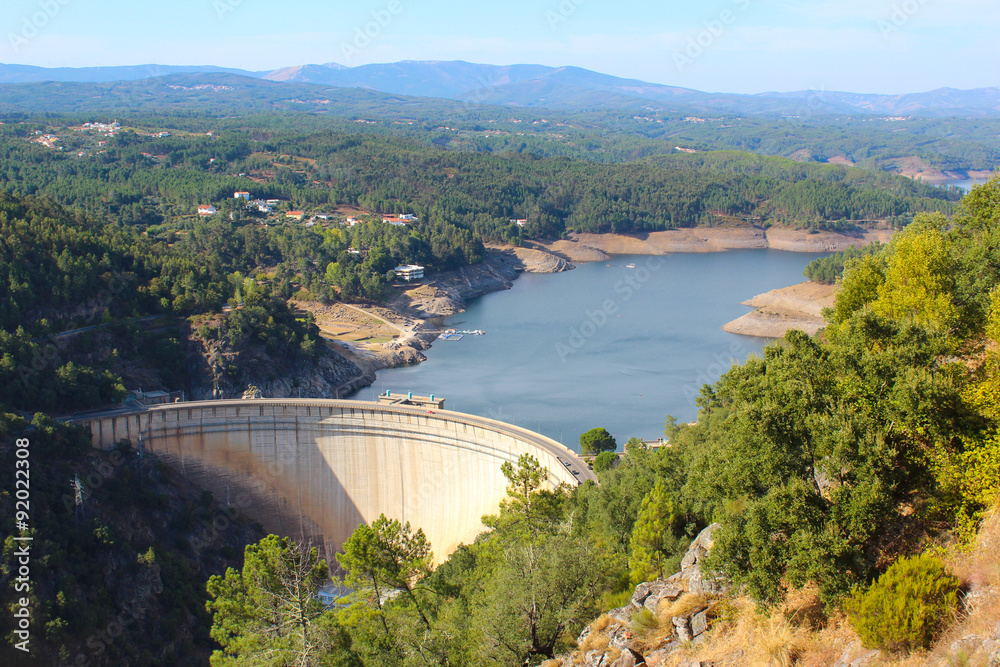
[394,265,424,281]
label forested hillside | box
[0,116,959,242]
[0,414,266,666]
[0,187,479,413]
[198,180,1000,666]
[4,73,1000,173]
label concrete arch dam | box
[74,399,595,560]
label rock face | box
[494,244,575,273]
[722,281,837,339]
[541,524,726,667]
[392,250,521,318]
[190,343,372,401]
[668,523,730,596]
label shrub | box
[631,607,660,636]
[593,451,618,474]
[846,553,959,654]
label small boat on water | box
[625,263,636,269]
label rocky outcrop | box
[492,244,575,273]
[189,342,372,401]
[392,250,522,318]
[830,641,881,667]
[668,523,730,596]
[722,281,837,338]
[541,524,727,667]
[940,621,1000,667]
[632,580,684,614]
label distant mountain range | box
[2,60,1000,117]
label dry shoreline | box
[531,226,894,260]
[300,227,870,378]
[722,281,837,338]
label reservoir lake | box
[350,250,828,451]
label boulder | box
[610,648,645,667]
[673,614,694,642]
[669,523,730,596]
[690,609,709,638]
[631,580,683,613]
[643,642,682,667]
[670,604,709,642]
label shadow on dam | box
[74,399,590,562]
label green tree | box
[205,535,341,667]
[336,515,444,666]
[579,427,617,456]
[871,220,958,332]
[592,451,618,474]
[473,533,611,665]
[829,253,885,327]
[628,479,680,585]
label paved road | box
[69,398,597,484]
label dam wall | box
[74,399,592,561]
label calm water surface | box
[951,178,989,191]
[351,250,827,450]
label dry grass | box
[657,592,709,620]
[780,583,828,631]
[577,630,610,655]
[758,615,809,667]
[665,597,833,667]
[589,614,614,635]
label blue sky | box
[2,0,998,94]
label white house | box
[383,213,418,225]
[197,205,217,216]
[234,191,250,200]
[394,265,425,281]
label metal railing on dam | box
[71,399,595,561]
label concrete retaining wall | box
[75,399,590,561]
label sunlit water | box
[350,250,828,451]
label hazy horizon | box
[2,0,998,96]
[2,57,998,98]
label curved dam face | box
[75,399,594,560]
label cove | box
[351,250,828,451]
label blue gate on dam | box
[71,399,594,561]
